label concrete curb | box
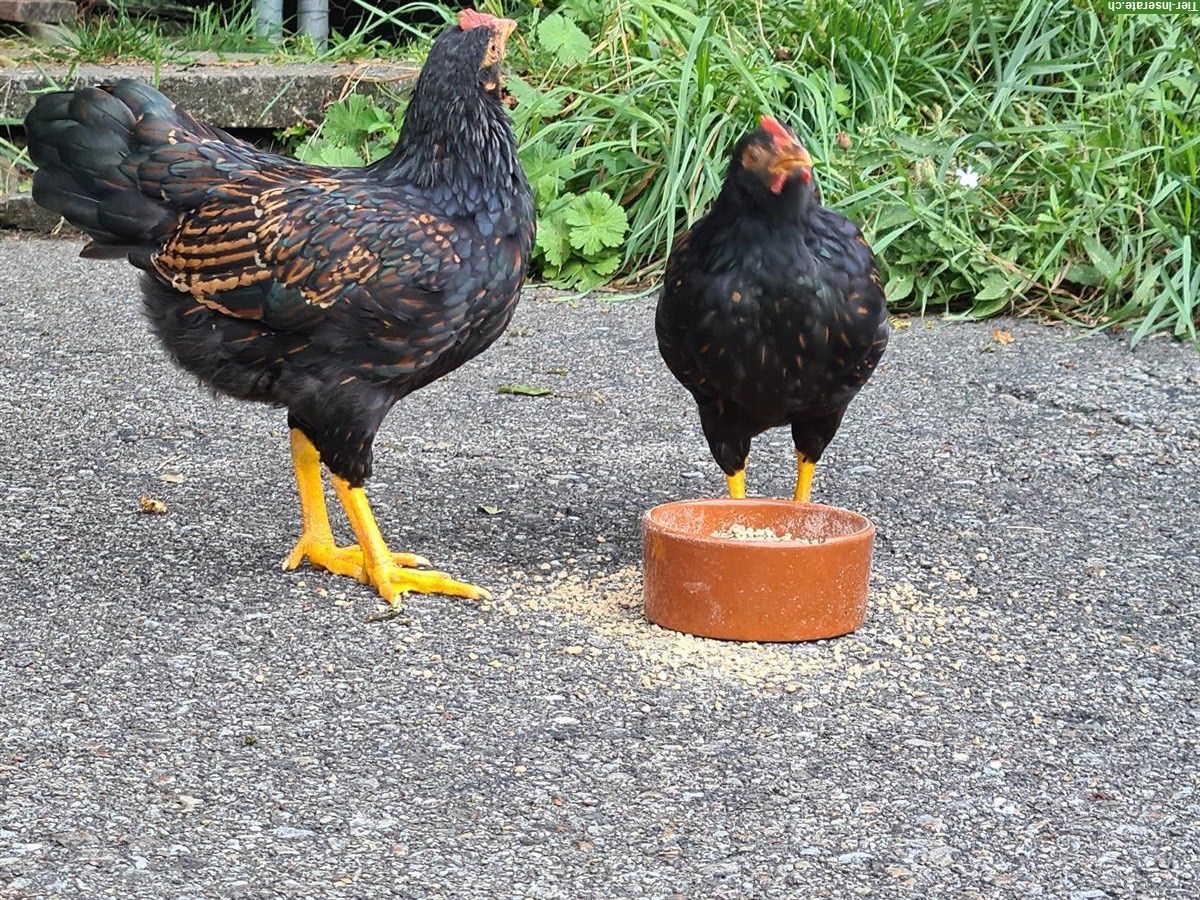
[0,190,71,232]
[1,54,420,234]
[0,56,419,128]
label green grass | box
[0,0,418,65]
[3,0,1196,340]
[0,3,255,63]
[1,134,31,193]
[483,0,1198,341]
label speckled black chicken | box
[656,115,888,501]
[24,9,534,605]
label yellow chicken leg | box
[282,429,428,581]
[726,469,747,499]
[330,474,491,606]
[793,453,816,502]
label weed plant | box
[4,0,1196,338]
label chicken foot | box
[726,469,747,499]
[282,429,429,583]
[329,474,491,605]
[793,452,816,503]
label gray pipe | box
[254,0,284,44]
[298,0,330,51]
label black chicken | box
[24,9,534,606]
[656,115,888,502]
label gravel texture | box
[1,236,1198,899]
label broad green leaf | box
[552,261,597,290]
[563,192,628,257]
[974,271,1016,302]
[537,13,592,67]
[589,254,621,277]
[556,0,607,22]
[1064,264,1103,286]
[299,142,367,168]
[1081,236,1119,282]
[971,271,1018,316]
[885,274,914,303]
[498,383,553,397]
[971,295,1012,317]
[874,203,916,231]
[323,95,375,147]
[365,106,396,136]
[535,173,563,205]
[520,141,570,205]
[832,83,851,118]
[507,76,565,121]
[535,214,572,269]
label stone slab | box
[0,56,418,130]
[0,190,73,232]
[0,0,75,24]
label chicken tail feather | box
[24,79,243,260]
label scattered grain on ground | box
[493,567,974,697]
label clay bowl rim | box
[643,497,874,549]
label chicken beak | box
[485,18,517,68]
[460,9,518,62]
[757,116,813,193]
[766,143,813,193]
[493,17,518,49]
[769,143,813,179]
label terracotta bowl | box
[642,498,875,642]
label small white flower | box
[955,165,981,189]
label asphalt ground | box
[1,235,1198,899]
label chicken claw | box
[330,473,490,606]
[364,563,492,606]
[284,428,432,588]
[282,535,431,583]
[283,536,368,582]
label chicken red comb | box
[759,115,794,146]
[459,8,498,30]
